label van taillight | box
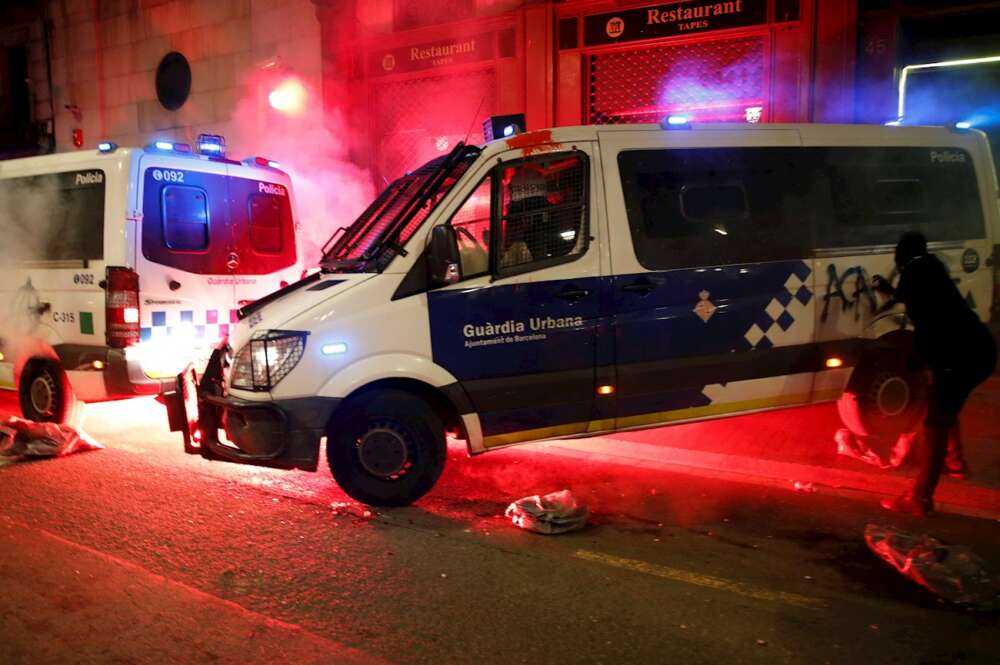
[106,267,140,348]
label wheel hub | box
[30,373,57,418]
[357,425,412,479]
[873,374,910,417]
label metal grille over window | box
[499,154,588,271]
[451,176,492,278]
[588,36,765,124]
[373,69,495,185]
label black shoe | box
[880,492,932,517]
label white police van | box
[0,136,302,423]
[166,121,997,506]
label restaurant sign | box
[584,0,766,46]
[371,33,495,77]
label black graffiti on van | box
[820,264,880,323]
[74,171,104,185]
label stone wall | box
[47,0,322,156]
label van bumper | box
[55,344,172,400]
[163,354,339,472]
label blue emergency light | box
[197,133,226,155]
[154,140,174,150]
[97,141,117,153]
[955,121,972,130]
[661,115,692,129]
[151,140,191,153]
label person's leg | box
[945,421,966,478]
[882,371,963,515]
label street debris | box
[329,501,376,520]
[865,524,1000,610]
[505,489,589,534]
[835,428,915,469]
[0,416,101,465]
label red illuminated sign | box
[584,0,767,46]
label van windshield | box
[322,143,479,273]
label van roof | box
[0,146,287,176]
[481,122,986,157]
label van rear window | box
[0,170,105,264]
[248,193,283,254]
[142,169,296,275]
[163,186,209,250]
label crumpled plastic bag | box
[865,523,1000,609]
[505,489,589,535]
[836,428,916,469]
[0,416,102,465]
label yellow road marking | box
[573,549,826,609]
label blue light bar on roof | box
[197,133,226,156]
[154,140,174,150]
[97,141,117,153]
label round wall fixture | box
[155,51,191,111]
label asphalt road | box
[1,394,998,665]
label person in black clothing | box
[872,232,997,516]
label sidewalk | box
[529,376,1000,520]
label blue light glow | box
[154,141,174,150]
[199,142,223,152]
[667,115,690,125]
[321,342,348,355]
[502,124,516,137]
[267,160,281,169]
[955,121,972,129]
[97,141,117,152]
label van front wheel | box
[327,389,446,507]
[19,359,80,425]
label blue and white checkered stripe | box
[140,307,240,342]
[743,262,814,350]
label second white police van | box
[166,120,998,506]
[0,136,302,423]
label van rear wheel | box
[327,389,446,507]
[837,337,927,439]
[19,359,80,426]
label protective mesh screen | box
[588,36,766,124]
[499,154,588,271]
[373,69,495,185]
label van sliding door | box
[599,129,822,429]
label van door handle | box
[555,287,591,301]
[622,279,656,294]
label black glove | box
[871,274,894,296]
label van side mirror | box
[428,225,461,286]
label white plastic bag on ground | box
[0,416,102,465]
[836,428,916,469]
[505,489,589,535]
[865,523,1000,610]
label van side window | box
[162,185,209,251]
[815,147,984,247]
[0,171,105,263]
[449,175,493,279]
[618,148,811,270]
[497,153,589,274]
[248,193,283,254]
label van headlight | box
[229,331,308,391]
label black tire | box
[837,334,927,439]
[327,389,446,507]
[19,359,80,425]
